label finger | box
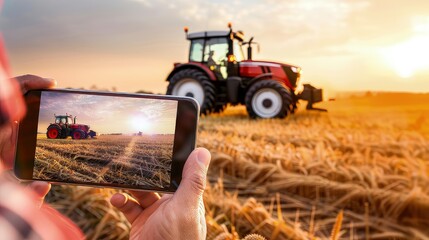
[27,181,51,208]
[110,193,143,224]
[0,77,26,124]
[0,121,19,169]
[174,148,211,207]
[128,191,161,209]
[14,74,56,94]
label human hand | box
[0,74,56,169]
[110,148,211,240]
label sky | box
[1,0,429,95]
[38,91,178,134]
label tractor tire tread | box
[46,125,62,139]
[166,69,216,115]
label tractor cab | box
[54,115,74,125]
[186,27,245,80]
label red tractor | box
[166,24,324,118]
[46,114,96,140]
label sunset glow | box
[380,17,429,79]
[381,35,429,78]
[1,1,429,92]
[130,115,153,134]
[38,91,178,135]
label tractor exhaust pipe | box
[247,46,252,60]
[247,37,254,60]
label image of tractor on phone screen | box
[46,114,97,140]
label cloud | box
[126,0,369,47]
[0,0,187,56]
[2,0,426,57]
[2,0,429,93]
[38,91,177,134]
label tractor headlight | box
[227,54,236,62]
[291,66,301,73]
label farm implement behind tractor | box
[166,23,325,118]
[46,114,96,140]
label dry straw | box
[45,100,429,239]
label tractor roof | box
[187,31,244,42]
[187,31,229,39]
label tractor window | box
[233,40,244,62]
[55,118,60,124]
[203,38,229,64]
[189,39,204,62]
[203,37,229,79]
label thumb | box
[27,181,51,208]
[174,148,211,206]
[15,74,56,94]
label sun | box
[380,35,429,79]
[130,116,152,134]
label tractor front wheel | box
[47,125,61,139]
[245,80,292,119]
[167,69,216,115]
[72,130,86,139]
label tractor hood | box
[239,60,302,89]
[71,124,90,130]
[240,60,301,72]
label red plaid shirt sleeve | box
[0,174,84,240]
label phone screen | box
[15,89,198,192]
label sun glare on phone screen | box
[130,116,152,134]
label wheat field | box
[45,92,429,240]
[36,135,174,189]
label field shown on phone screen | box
[33,134,174,188]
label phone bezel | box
[14,88,199,193]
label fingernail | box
[117,193,128,207]
[196,148,210,170]
[29,182,48,196]
[33,184,44,193]
[44,78,57,86]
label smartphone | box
[14,89,199,193]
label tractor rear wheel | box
[47,125,62,139]
[245,80,292,119]
[72,129,86,139]
[167,69,216,115]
